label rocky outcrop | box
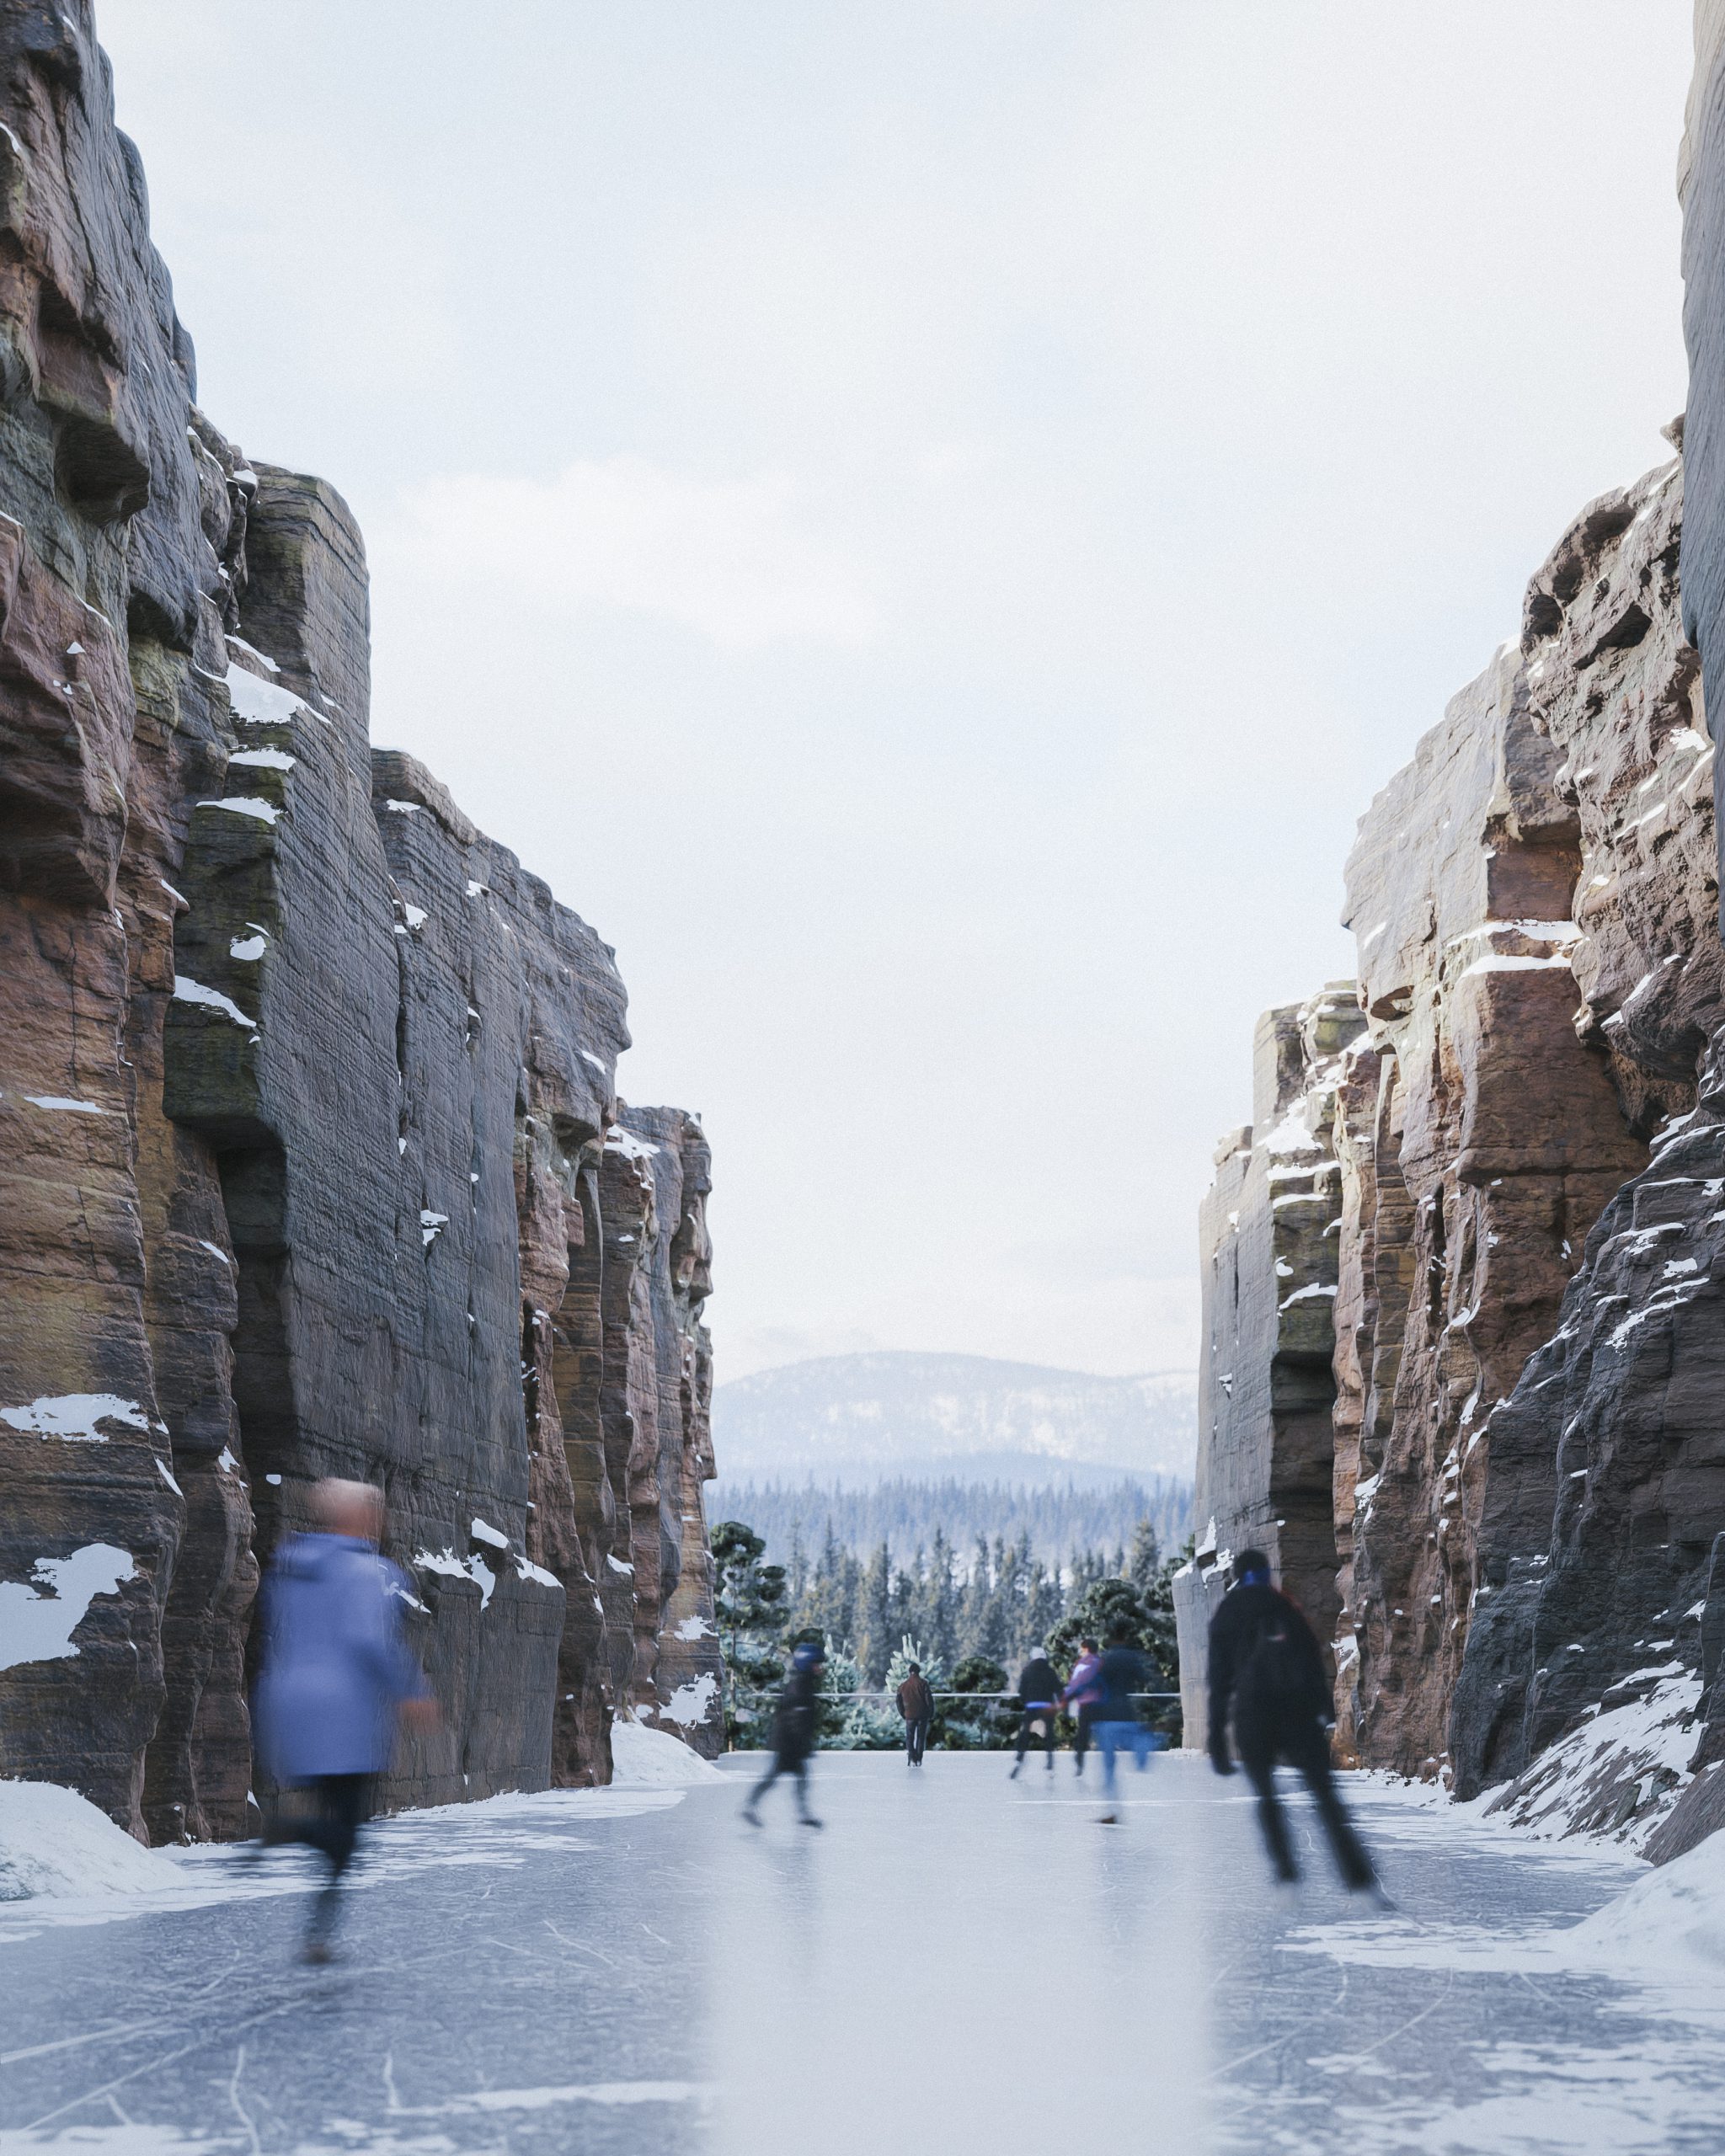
[618,1106,724,1755]
[0,3,718,1838]
[1180,986,1365,1694]
[1180,15,1725,1853]
[1186,435,1725,1838]
[1682,0,1725,837]
[1439,450,1725,1821]
[1343,520,1692,1781]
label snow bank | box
[1481,1667,1702,1853]
[0,1780,174,1902]
[610,1717,726,1787]
[1570,1825,1725,1972]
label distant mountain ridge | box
[711,1351,1199,1486]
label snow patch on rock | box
[0,1395,153,1442]
[1483,1668,1703,1852]
[654,1673,720,1730]
[0,1545,136,1673]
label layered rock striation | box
[0,4,720,1839]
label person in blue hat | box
[1206,1548,1376,1892]
[742,1638,827,1828]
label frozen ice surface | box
[3,1758,1725,2151]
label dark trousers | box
[271,1773,374,1942]
[1236,1715,1375,1888]
[904,1716,931,1764]
[750,1753,814,1817]
[270,1772,373,1880]
[1016,1709,1057,1767]
[1072,1703,1094,1771]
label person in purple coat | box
[253,1479,435,1961]
[1063,1637,1102,1776]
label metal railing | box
[827,1691,1180,1702]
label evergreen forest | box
[711,1511,1188,1754]
[709,1473,1192,1582]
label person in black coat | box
[1009,1651,1064,1776]
[743,1640,826,1827]
[1206,1550,1376,1891]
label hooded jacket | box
[253,1533,429,1782]
[1017,1656,1062,1710]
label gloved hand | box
[1208,1729,1234,1777]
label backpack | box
[1239,1602,1313,1710]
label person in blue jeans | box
[1091,1620,1158,1822]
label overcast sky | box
[97,1,1692,1380]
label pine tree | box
[1127,1517,1162,1593]
[1023,1555,1062,1658]
[928,1530,960,1669]
[787,1517,809,1604]
[857,1540,895,1684]
[710,1519,789,1746]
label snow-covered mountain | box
[710,1353,1198,1487]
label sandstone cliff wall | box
[1188,435,1725,1847]
[1179,6,1725,1856]
[0,3,719,1838]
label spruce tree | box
[711,1520,789,1745]
[1127,1517,1162,1593]
[857,1540,894,1684]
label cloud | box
[379,456,877,652]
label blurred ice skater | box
[253,1478,437,1962]
[1063,1636,1102,1777]
[1091,1620,1157,1822]
[896,1659,933,1766]
[1205,1548,1376,1893]
[742,1639,826,1828]
[1008,1647,1063,1777]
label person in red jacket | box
[1206,1549,1377,1892]
[896,1661,934,1765]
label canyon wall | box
[1180,428,1725,1849]
[1177,4,1725,1859]
[0,3,721,1840]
